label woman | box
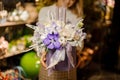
[38,0,83,25]
[38,0,84,80]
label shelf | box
[0,21,26,28]
[0,48,33,60]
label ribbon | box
[46,44,75,76]
[66,44,75,68]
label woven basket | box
[39,66,77,80]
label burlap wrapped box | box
[39,47,77,80]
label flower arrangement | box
[26,8,86,75]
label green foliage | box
[8,35,32,52]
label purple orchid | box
[43,33,61,49]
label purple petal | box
[55,33,59,37]
[54,34,59,40]
[43,38,51,45]
[47,43,54,49]
[48,34,54,39]
[54,41,61,49]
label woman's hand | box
[40,49,47,68]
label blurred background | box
[0,0,120,80]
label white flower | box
[58,37,67,46]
